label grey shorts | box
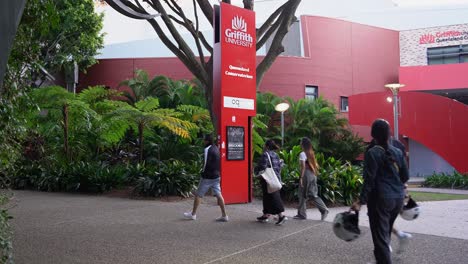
[196,178,221,198]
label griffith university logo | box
[232,15,247,32]
[419,33,435,44]
[225,16,253,48]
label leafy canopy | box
[4,0,104,91]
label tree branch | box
[196,0,213,26]
[256,0,301,88]
[243,0,253,10]
[256,13,282,51]
[148,1,209,86]
[257,2,286,39]
[163,0,182,17]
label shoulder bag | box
[259,152,282,193]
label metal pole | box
[393,92,399,140]
[281,111,284,147]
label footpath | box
[9,189,468,264]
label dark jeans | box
[367,197,404,264]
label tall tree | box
[104,0,301,122]
[4,0,104,94]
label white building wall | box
[400,24,468,66]
[409,138,456,177]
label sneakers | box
[293,215,306,220]
[321,210,329,221]
[216,215,229,222]
[256,215,269,223]
[275,215,288,226]
[183,212,196,220]
[397,232,412,254]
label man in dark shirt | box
[184,134,229,222]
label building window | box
[340,96,349,112]
[427,44,468,65]
[305,85,318,100]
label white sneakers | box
[183,212,197,220]
[397,231,412,254]
[183,212,229,222]
[215,216,229,222]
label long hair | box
[370,119,397,164]
[265,139,279,151]
[301,137,319,174]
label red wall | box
[79,58,192,91]
[80,16,400,114]
[400,63,468,91]
[349,91,468,173]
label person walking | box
[254,140,287,225]
[293,137,329,221]
[183,134,228,222]
[390,137,413,254]
[351,119,409,264]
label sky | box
[97,0,468,45]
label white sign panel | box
[223,96,254,110]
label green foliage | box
[5,0,104,91]
[316,153,363,206]
[0,192,14,264]
[10,159,128,193]
[423,172,468,190]
[277,145,303,201]
[252,115,268,157]
[276,146,363,205]
[134,160,199,197]
[145,133,202,164]
[256,92,365,161]
[0,96,28,187]
[120,69,159,105]
[28,86,102,162]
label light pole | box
[385,83,405,140]
[275,102,290,147]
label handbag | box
[259,153,282,193]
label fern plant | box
[104,97,198,163]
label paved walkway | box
[9,190,468,264]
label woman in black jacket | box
[351,119,409,264]
[255,140,287,225]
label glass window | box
[340,96,349,112]
[427,45,468,65]
[305,85,318,100]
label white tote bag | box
[260,153,282,193]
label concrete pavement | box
[9,191,468,264]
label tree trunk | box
[62,103,69,163]
[243,0,253,10]
[138,121,144,163]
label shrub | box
[277,145,302,201]
[0,193,13,263]
[10,159,128,193]
[423,172,468,190]
[316,153,363,206]
[274,146,363,205]
[134,160,199,197]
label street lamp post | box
[274,102,290,147]
[385,83,405,140]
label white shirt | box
[299,151,307,162]
[203,145,212,172]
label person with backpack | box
[351,119,409,264]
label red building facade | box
[80,16,400,117]
[79,16,468,175]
